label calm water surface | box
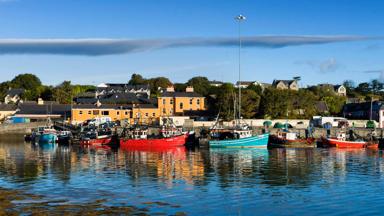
[1,136,384,215]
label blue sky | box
[0,0,383,86]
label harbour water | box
[1,137,384,215]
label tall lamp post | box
[235,14,246,125]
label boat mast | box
[235,14,246,126]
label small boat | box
[39,128,58,144]
[269,131,315,148]
[80,130,113,146]
[120,125,188,149]
[325,131,378,149]
[58,131,72,145]
[209,125,269,148]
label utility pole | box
[235,14,246,126]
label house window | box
[197,99,200,105]
[170,108,173,114]
[88,111,91,115]
[79,111,83,115]
[125,111,128,115]
[163,108,166,114]
[93,110,99,115]
[129,112,133,118]
[101,111,109,115]
[163,99,166,105]
[170,99,174,104]
[180,103,183,109]
[117,111,120,115]
[152,113,156,117]
[145,113,149,117]
[190,99,193,105]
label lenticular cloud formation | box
[0,36,378,56]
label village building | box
[4,88,24,104]
[14,101,71,122]
[272,80,299,91]
[96,83,151,98]
[71,104,159,125]
[158,86,205,116]
[342,101,384,128]
[209,81,224,87]
[0,104,17,121]
[317,84,347,96]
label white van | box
[311,116,347,128]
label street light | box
[235,14,246,125]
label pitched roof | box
[16,104,71,115]
[160,91,203,98]
[272,80,297,86]
[0,104,17,111]
[6,88,24,97]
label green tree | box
[11,73,42,90]
[187,76,210,96]
[240,89,260,119]
[246,84,263,95]
[148,77,172,95]
[53,81,73,104]
[0,81,11,102]
[322,95,346,115]
[128,74,146,85]
[215,83,236,120]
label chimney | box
[186,86,194,92]
[166,86,175,92]
[37,98,44,105]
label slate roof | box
[6,88,24,97]
[160,92,204,98]
[16,104,71,116]
[0,104,17,111]
[272,80,296,86]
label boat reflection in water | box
[2,137,384,215]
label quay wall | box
[190,119,375,129]
[0,122,47,135]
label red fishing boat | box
[119,126,188,149]
[269,131,315,147]
[325,131,378,149]
[80,126,115,146]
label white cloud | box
[296,58,341,73]
[0,35,378,56]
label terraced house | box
[158,86,205,116]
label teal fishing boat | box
[39,128,58,144]
[209,133,269,148]
[208,14,269,148]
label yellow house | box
[158,86,205,116]
[0,104,17,121]
[71,104,159,125]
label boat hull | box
[81,137,112,146]
[120,134,188,149]
[39,134,57,144]
[327,138,368,148]
[209,133,269,148]
[269,135,315,148]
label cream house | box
[4,88,24,104]
[272,80,299,91]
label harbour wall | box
[0,122,47,135]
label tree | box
[128,74,146,85]
[11,73,42,90]
[0,81,11,102]
[371,79,383,94]
[215,83,236,120]
[240,89,260,119]
[355,82,371,95]
[187,76,211,96]
[246,84,263,95]
[147,77,172,94]
[53,81,73,104]
[323,95,346,115]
